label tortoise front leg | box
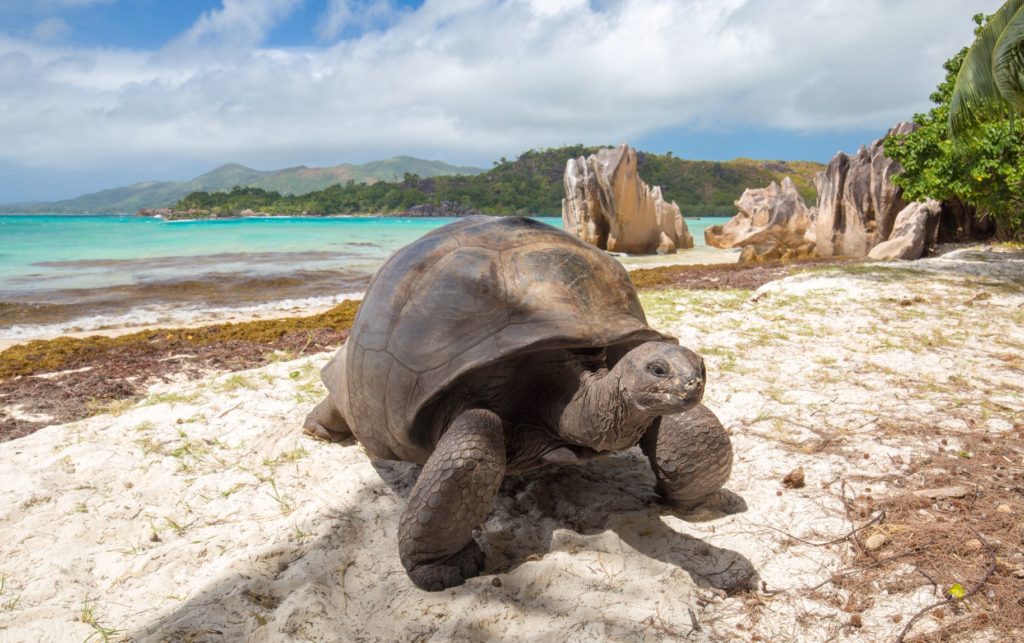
[640,404,733,509]
[399,409,505,591]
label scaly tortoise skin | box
[305,216,732,591]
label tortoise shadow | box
[372,451,758,594]
[133,449,754,639]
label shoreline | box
[0,249,739,350]
[136,210,737,222]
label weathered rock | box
[705,177,812,251]
[803,206,818,245]
[738,242,814,264]
[562,144,693,254]
[781,467,805,489]
[739,243,784,264]
[913,486,969,500]
[868,200,942,261]
[814,122,916,258]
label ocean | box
[0,215,735,341]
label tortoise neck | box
[558,363,656,452]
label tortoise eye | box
[648,361,669,377]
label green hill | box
[0,157,485,214]
[173,146,823,217]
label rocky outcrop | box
[705,177,813,252]
[136,208,172,217]
[737,242,816,264]
[703,122,950,263]
[812,123,996,260]
[868,200,942,261]
[814,122,916,257]
[562,144,693,254]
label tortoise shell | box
[324,216,672,463]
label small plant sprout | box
[79,595,123,642]
[1,572,23,612]
[267,479,294,514]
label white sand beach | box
[1,247,1021,641]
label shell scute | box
[324,217,669,464]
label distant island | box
[147,146,823,219]
[0,156,485,215]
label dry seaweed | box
[0,301,358,440]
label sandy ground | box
[0,247,1021,642]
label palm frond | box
[993,5,1024,111]
[949,0,1024,140]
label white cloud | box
[31,17,72,42]
[0,0,1007,173]
[172,0,302,50]
[316,0,400,42]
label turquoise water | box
[0,214,732,339]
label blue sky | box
[0,0,1005,202]
[0,1,425,49]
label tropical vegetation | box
[885,6,1024,239]
[173,146,822,217]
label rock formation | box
[704,177,815,262]
[814,122,916,258]
[811,123,994,260]
[562,144,693,254]
[867,200,942,261]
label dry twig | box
[893,529,998,643]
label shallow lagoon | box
[0,215,734,340]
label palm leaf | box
[993,4,1024,111]
[949,0,1024,140]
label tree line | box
[174,145,819,218]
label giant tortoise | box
[305,216,733,591]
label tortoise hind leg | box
[399,409,505,591]
[304,342,354,442]
[640,404,733,509]
[302,396,353,442]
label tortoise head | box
[617,341,705,415]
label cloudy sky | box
[0,0,1003,202]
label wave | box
[0,293,365,341]
[0,268,373,339]
[29,250,367,270]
